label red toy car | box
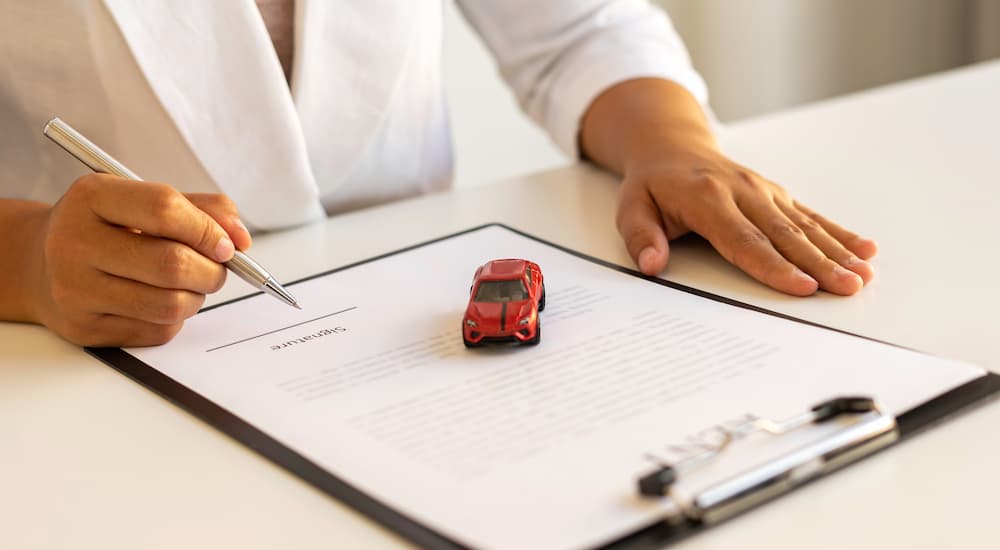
[463,259,545,347]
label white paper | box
[127,225,984,550]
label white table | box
[3,61,999,550]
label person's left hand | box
[615,143,878,296]
[580,78,878,297]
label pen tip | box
[293,302,302,310]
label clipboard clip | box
[637,396,899,525]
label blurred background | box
[444,0,1000,187]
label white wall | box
[660,0,999,122]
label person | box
[0,0,877,347]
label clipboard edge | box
[85,222,1000,550]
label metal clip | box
[638,396,898,524]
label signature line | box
[205,306,358,353]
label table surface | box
[3,60,999,550]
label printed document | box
[127,225,985,549]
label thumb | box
[184,193,253,252]
[616,187,670,275]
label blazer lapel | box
[101,0,325,230]
[291,0,418,192]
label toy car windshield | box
[474,280,529,302]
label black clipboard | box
[87,223,1000,549]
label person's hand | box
[616,144,878,296]
[580,78,877,296]
[20,174,251,346]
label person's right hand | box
[22,174,251,347]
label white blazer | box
[0,0,706,230]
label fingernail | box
[233,217,249,234]
[833,265,865,285]
[834,265,861,279]
[793,267,816,283]
[855,237,879,256]
[215,237,235,262]
[638,247,657,273]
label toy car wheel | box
[538,285,546,311]
[526,321,541,346]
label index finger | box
[84,177,235,263]
[689,200,820,296]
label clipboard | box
[87,223,1000,549]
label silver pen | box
[43,117,301,310]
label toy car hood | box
[465,300,534,328]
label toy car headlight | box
[466,319,478,327]
[518,317,530,325]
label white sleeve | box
[454,0,708,157]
